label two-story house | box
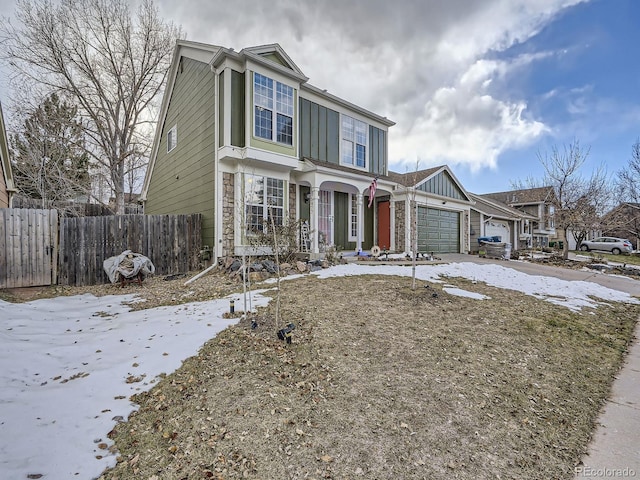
[141,41,395,261]
[481,187,557,248]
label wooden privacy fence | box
[58,214,202,286]
[0,208,59,288]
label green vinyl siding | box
[333,192,355,251]
[231,70,245,147]
[369,125,387,176]
[299,97,340,163]
[299,186,310,222]
[262,53,288,67]
[363,200,374,249]
[418,171,466,200]
[145,57,216,248]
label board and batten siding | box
[231,70,245,147]
[145,57,216,249]
[368,125,387,176]
[299,97,340,163]
[333,192,356,251]
[299,97,388,177]
[417,171,466,200]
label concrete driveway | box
[440,253,640,478]
[439,253,640,297]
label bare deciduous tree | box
[616,139,640,204]
[538,140,610,259]
[1,0,181,213]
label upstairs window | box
[342,115,367,168]
[167,125,177,152]
[254,73,294,146]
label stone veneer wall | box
[463,211,469,253]
[222,172,235,257]
[395,200,406,252]
[289,183,296,223]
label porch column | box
[389,200,396,251]
[356,193,364,253]
[310,187,320,254]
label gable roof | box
[388,165,472,202]
[387,166,441,187]
[482,186,555,205]
[469,192,537,220]
[210,42,309,83]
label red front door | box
[377,200,390,250]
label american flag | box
[368,177,378,208]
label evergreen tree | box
[11,93,91,207]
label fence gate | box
[0,208,59,288]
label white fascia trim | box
[218,146,298,171]
[243,44,307,78]
[243,52,308,83]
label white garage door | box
[485,221,509,243]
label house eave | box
[301,83,395,127]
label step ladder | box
[300,221,310,252]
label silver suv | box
[579,237,633,255]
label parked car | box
[579,237,633,254]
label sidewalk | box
[575,320,640,479]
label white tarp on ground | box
[103,250,155,284]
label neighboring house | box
[388,166,473,254]
[601,202,640,250]
[142,41,475,261]
[109,193,143,214]
[468,193,537,252]
[482,187,557,248]
[0,103,16,208]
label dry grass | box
[95,273,639,480]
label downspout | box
[212,64,220,264]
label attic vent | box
[511,194,516,202]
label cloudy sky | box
[1,0,639,193]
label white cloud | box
[157,0,581,173]
[4,0,589,173]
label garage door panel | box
[417,206,460,253]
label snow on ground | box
[311,263,639,311]
[443,284,490,300]
[0,291,270,480]
[1,262,638,479]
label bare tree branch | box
[1,0,181,213]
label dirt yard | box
[68,268,640,480]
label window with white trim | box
[244,174,285,234]
[341,115,367,168]
[349,193,358,241]
[167,125,177,152]
[254,72,294,145]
